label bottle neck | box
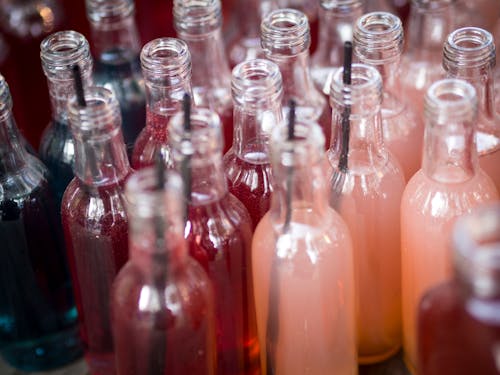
[0,111,28,174]
[47,75,93,124]
[90,16,141,59]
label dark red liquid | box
[112,249,216,375]
[132,110,170,169]
[219,107,234,154]
[223,151,272,230]
[62,178,129,375]
[418,280,500,375]
[186,193,260,375]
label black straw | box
[284,99,296,231]
[72,65,86,107]
[183,93,191,132]
[339,42,353,172]
[181,93,192,223]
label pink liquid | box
[186,193,260,375]
[223,151,273,230]
[252,206,357,374]
[401,168,499,372]
[62,178,129,375]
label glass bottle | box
[112,168,217,375]
[353,12,422,181]
[276,0,319,51]
[261,8,332,148]
[311,0,364,96]
[173,0,233,153]
[401,79,499,372]
[132,37,193,170]
[0,74,81,371]
[223,58,283,230]
[62,86,131,375]
[417,203,500,375]
[86,0,146,158]
[253,118,357,374]
[443,27,500,193]
[39,30,93,207]
[169,108,260,375]
[399,0,456,118]
[327,63,406,363]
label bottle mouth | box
[231,58,283,107]
[320,0,364,11]
[412,0,454,10]
[41,30,92,78]
[424,78,477,123]
[0,74,13,118]
[443,27,496,70]
[353,12,403,62]
[141,37,191,83]
[261,8,310,56]
[173,0,222,35]
[86,0,134,24]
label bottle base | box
[0,325,82,372]
[358,344,401,365]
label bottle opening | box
[86,0,134,24]
[443,27,496,69]
[173,0,222,34]
[41,31,92,76]
[424,78,477,121]
[141,38,191,80]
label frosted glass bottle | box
[354,12,422,181]
[443,27,500,193]
[401,79,499,372]
[327,63,406,363]
[252,119,357,375]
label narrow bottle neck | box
[90,16,141,58]
[48,76,92,124]
[0,112,28,174]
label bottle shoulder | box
[0,156,50,201]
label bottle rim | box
[141,37,192,82]
[85,0,134,24]
[443,27,496,70]
[173,0,222,35]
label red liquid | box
[132,110,170,170]
[219,107,234,154]
[418,280,500,375]
[62,178,129,375]
[223,152,272,230]
[186,193,260,375]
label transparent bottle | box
[173,0,233,153]
[112,168,217,375]
[131,37,193,170]
[223,59,283,230]
[276,0,319,51]
[443,27,500,193]
[39,30,94,207]
[354,12,422,181]
[311,0,364,96]
[0,74,81,371]
[399,0,456,118]
[327,64,406,363]
[169,108,260,374]
[63,87,132,375]
[401,79,499,372]
[86,0,146,157]
[417,203,500,375]
[261,8,331,148]
[252,119,357,375]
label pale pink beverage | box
[401,79,499,372]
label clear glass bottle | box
[443,27,500,193]
[0,74,82,371]
[169,108,260,374]
[327,63,406,363]
[223,58,283,230]
[310,0,364,96]
[173,0,233,153]
[417,203,500,375]
[39,30,94,207]
[261,8,331,148]
[252,119,357,374]
[401,79,499,372]
[62,86,132,375]
[354,12,422,181]
[112,168,217,375]
[132,37,193,170]
[276,0,319,51]
[399,0,456,118]
[86,0,146,157]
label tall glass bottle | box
[261,8,331,148]
[0,74,81,371]
[401,79,499,372]
[443,27,500,193]
[399,0,456,117]
[62,86,131,375]
[223,59,283,230]
[327,64,406,363]
[173,0,233,152]
[132,37,193,170]
[112,168,217,375]
[253,119,357,374]
[417,203,500,375]
[354,12,422,181]
[311,0,364,96]
[86,0,146,157]
[39,30,93,207]
[169,108,260,374]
